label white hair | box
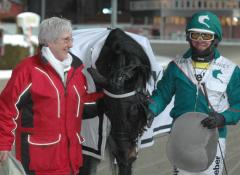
[38,17,72,46]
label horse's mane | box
[95,28,151,93]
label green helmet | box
[186,11,222,41]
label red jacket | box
[0,53,103,175]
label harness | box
[103,89,136,98]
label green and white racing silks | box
[149,55,240,138]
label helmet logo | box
[198,15,210,28]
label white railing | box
[130,0,240,11]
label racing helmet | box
[186,11,222,61]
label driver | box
[148,11,240,175]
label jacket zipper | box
[194,83,200,111]
[64,69,76,96]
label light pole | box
[111,0,117,28]
[41,0,46,20]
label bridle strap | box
[103,89,136,99]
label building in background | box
[0,0,240,39]
[25,0,131,24]
[25,0,240,39]
[129,0,240,39]
[0,0,23,22]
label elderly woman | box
[0,17,102,175]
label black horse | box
[88,28,152,175]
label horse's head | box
[96,28,151,94]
